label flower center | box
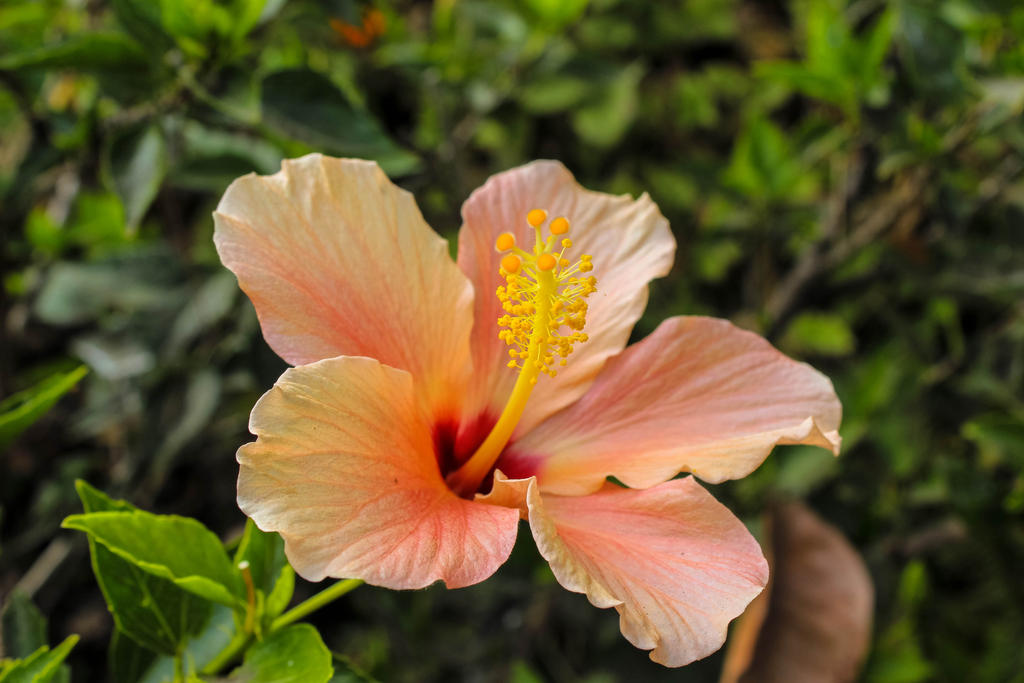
[446,209,596,496]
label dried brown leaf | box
[721,501,874,683]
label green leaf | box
[75,479,136,514]
[0,636,77,683]
[756,61,853,110]
[110,0,173,50]
[1,592,47,659]
[157,0,266,55]
[862,8,896,78]
[166,272,238,353]
[899,560,929,609]
[774,444,840,496]
[671,75,719,129]
[153,370,222,467]
[125,606,242,683]
[72,481,211,656]
[108,630,157,683]
[225,0,268,41]
[854,8,894,107]
[260,69,420,176]
[62,511,245,608]
[169,121,282,193]
[523,0,589,29]
[34,265,125,324]
[35,249,183,327]
[723,116,813,202]
[63,192,134,257]
[158,0,217,57]
[864,617,934,683]
[264,564,295,625]
[577,15,637,50]
[756,0,893,113]
[509,661,545,683]
[896,1,969,100]
[104,124,168,229]
[0,366,87,451]
[570,62,643,148]
[519,73,593,114]
[649,0,736,44]
[23,209,62,257]
[962,413,1024,468]
[804,0,847,78]
[0,33,146,71]
[327,656,378,683]
[72,336,155,382]
[228,625,333,683]
[644,165,699,212]
[692,239,742,283]
[780,312,856,357]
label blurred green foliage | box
[0,588,77,683]
[0,366,85,451]
[1,0,1022,681]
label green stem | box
[270,579,364,631]
[173,652,184,682]
[201,579,363,676]
[201,634,249,676]
[175,65,258,126]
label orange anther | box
[495,232,516,252]
[550,216,570,235]
[527,209,547,227]
[501,254,522,273]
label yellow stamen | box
[447,209,596,497]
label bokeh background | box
[2,0,1023,681]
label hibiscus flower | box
[213,155,841,666]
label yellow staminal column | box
[446,210,595,497]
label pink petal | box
[527,477,768,667]
[516,316,841,495]
[237,356,520,589]
[214,155,474,414]
[457,161,674,435]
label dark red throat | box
[432,412,497,493]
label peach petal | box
[214,155,474,414]
[527,478,768,667]
[457,161,674,435]
[517,316,841,495]
[237,356,520,589]
[474,470,532,519]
